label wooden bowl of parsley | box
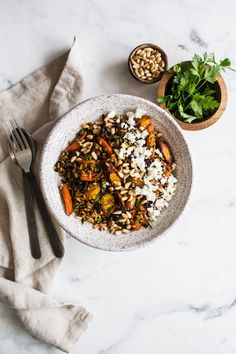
[157,53,230,130]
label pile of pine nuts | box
[130,46,166,81]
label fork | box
[2,120,41,259]
[2,120,64,258]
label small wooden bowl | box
[157,61,228,130]
[128,43,168,84]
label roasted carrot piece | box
[138,116,151,128]
[109,171,121,187]
[147,124,154,133]
[67,133,86,152]
[97,137,113,155]
[149,148,155,158]
[147,133,155,147]
[159,141,172,164]
[132,222,142,231]
[146,127,155,158]
[80,173,97,181]
[131,205,148,230]
[60,184,73,216]
[80,160,97,165]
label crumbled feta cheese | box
[168,175,177,185]
[147,208,160,221]
[124,132,136,144]
[135,185,156,202]
[126,111,135,119]
[132,156,146,171]
[121,122,128,129]
[138,139,146,146]
[156,148,163,157]
[107,111,115,118]
[141,129,148,139]
[155,198,167,210]
[115,108,177,223]
[161,177,167,185]
[135,130,142,139]
[144,149,152,158]
[127,116,135,127]
[135,108,146,118]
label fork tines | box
[2,119,29,151]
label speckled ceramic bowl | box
[40,94,192,251]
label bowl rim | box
[128,43,168,84]
[157,60,228,131]
[39,93,193,251]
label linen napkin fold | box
[0,37,92,352]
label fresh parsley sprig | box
[157,52,232,123]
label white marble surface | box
[0,0,236,353]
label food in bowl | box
[128,43,168,84]
[54,108,177,235]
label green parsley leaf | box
[190,100,203,117]
[157,52,233,123]
[179,112,199,123]
[220,58,231,67]
[204,65,220,83]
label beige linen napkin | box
[0,37,92,352]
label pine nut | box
[91,151,97,160]
[95,119,103,125]
[130,46,166,81]
[126,211,132,218]
[125,182,131,189]
[122,229,130,234]
[120,190,127,195]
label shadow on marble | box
[42,47,69,65]
[101,60,158,103]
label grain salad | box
[54,109,177,234]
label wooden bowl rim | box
[156,61,228,131]
[128,43,168,84]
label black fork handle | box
[25,172,64,258]
[22,171,41,259]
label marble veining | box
[0,0,236,353]
[189,29,208,48]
